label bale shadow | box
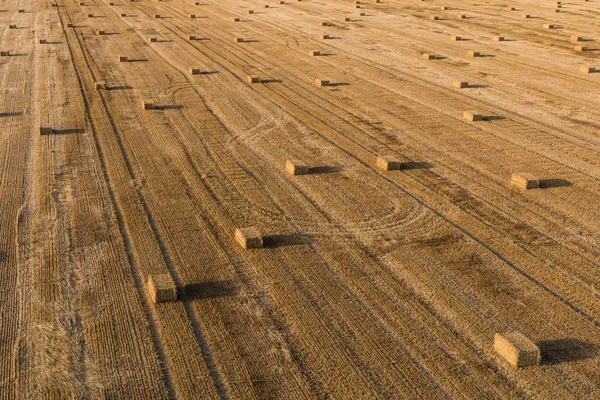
[0,112,23,117]
[308,165,342,175]
[261,79,282,84]
[183,280,237,300]
[157,105,183,110]
[539,178,571,189]
[467,84,489,89]
[483,115,505,121]
[263,233,313,248]
[0,250,7,263]
[107,85,132,91]
[539,339,598,365]
[52,128,86,135]
[329,82,350,87]
[403,161,433,170]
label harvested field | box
[1,0,599,398]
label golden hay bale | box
[493,332,540,367]
[580,66,595,73]
[142,100,155,110]
[511,173,539,190]
[376,156,403,171]
[235,227,263,249]
[452,80,468,88]
[285,159,309,175]
[463,111,483,121]
[315,78,329,87]
[148,274,177,303]
[39,127,53,135]
[246,75,260,84]
[94,81,106,90]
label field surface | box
[1,0,599,398]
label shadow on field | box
[402,161,433,170]
[308,166,342,175]
[53,128,86,135]
[539,178,571,189]
[262,233,313,248]
[184,280,237,300]
[539,339,598,365]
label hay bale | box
[285,159,309,175]
[94,81,106,90]
[39,39,47,44]
[571,35,583,42]
[467,51,481,57]
[574,45,588,52]
[451,35,461,41]
[234,37,244,43]
[246,75,260,84]
[554,8,560,12]
[493,36,505,41]
[457,14,466,19]
[118,55,128,62]
[452,80,468,88]
[264,4,269,8]
[97,30,106,35]
[376,156,403,171]
[18,9,25,13]
[39,127,52,135]
[9,25,17,29]
[79,2,85,5]
[0,51,10,56]
[321,34,330,39]
[154,14,160,18]
[315,79,330,87]
[235,227,263,249]
[360,12,366,16]
[440,6,448,10]
[580,66,595,73]
[543,24,555,29]
[422,53,435,60]
[142,100,155,110]
[344,17,351,21]
[429,15,440,20]
[147,274,177,303]
[248,10,254,14]
[320,21,330,26]
[121,13,127,17]
[506,6,515,11]
[188,35,196,40]
[67,23,74,27]
[149,37,158,43]
[493,332,540,367]
[521,14,530,18]
[511,173,539,190]
[310,50,321,56]
[87,13,94,17]
[233,17,240,22]
[189,67,202,75]
[463,111,483,121]
[189,14,196,18]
